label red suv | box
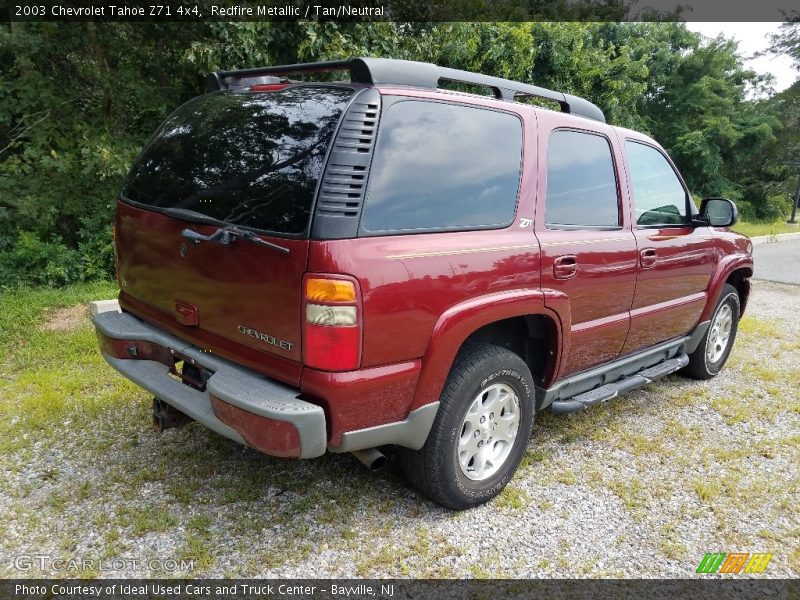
[91,58,753,509]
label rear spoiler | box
[206,59,352,92]
[206,57,606,123]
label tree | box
[0,21,793,286]
[766,22,800,220]
[768,22,800,70]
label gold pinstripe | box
[386,244,539,260]
[385,236,631,260]
[540,236,630,248]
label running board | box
[549,354,689,414]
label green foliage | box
[0,22,204,287]
[0,232,81,288]
[768,23,800,71]
[732,220,799,238]
[1,21,797,288]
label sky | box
[685,22,797,94]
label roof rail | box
[207,57,606,123]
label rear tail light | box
[113,222,121,287]
[306,278,357,302]
[303,276,361,371]
[306,304,357,326]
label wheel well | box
[725,268,752,315]
[462,315,553,387]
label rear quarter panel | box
[309,89,542,370]
[307,228,542,368]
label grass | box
[0,281,117,349]
[607,478,648,512]
[519,448,551,469]
[494,484,530,509]
[737,315,786,340]
[129,506,179,536]
[556,469,578,485]
[791,547,800,573]
[468,564,494,579]
[731,220,798,238]
[187,514,213,533]
[0,281,141,454]
[179,533,215,572]
[660,535,688,560]
[614,430,665,456]
[693,479,723,503]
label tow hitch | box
[152,397,193,432]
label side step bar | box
[550,354,689,414]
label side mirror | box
[699,198,738,227]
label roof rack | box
[206,57,606,123]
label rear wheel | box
[682,283,740,380]
[400,343,535,510]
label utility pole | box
[790,173,800,224]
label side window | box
[625,141,689,227]
[361,100,522,233]
[545,130,620,228]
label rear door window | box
[545,130,620,228]
[361,100,523,234]
[122,86,354,236]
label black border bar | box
[1,579,798,600]
[5,0,800,22]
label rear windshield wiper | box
[181,226,290,255]
[154,206,228,228]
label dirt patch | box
[40,305,89,332]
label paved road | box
[752,238,800,284]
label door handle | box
[553,255,578,279]
[640,248,658,268]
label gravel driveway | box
[0,281,798,579]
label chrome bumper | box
[90,300,326,458]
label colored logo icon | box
[696,552,772,574]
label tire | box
[682,283,740,380]
[399,343,535,510]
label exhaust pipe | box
[351,448,387,471]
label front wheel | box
[399,343,535,510]
[682,283,740,380]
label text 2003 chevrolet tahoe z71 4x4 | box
[91,58,753,509]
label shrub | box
[0,232,83,288]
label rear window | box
[361,100,522,234]
[122,86,354,235]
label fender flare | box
[409,289,567,411]
[699,253,753,322]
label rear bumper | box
[90,300,326,458]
